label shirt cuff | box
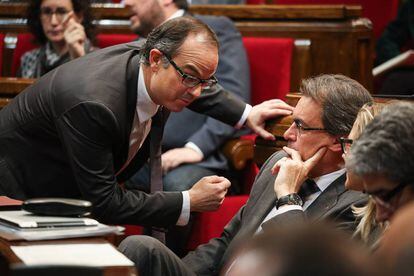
[235,104,252,129]
[176,191,190,226]
[184,142,204,159]
[275,204,303,216]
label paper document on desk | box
[11,243,134,267]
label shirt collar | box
[312,168,346,192]
[136,65,159,123]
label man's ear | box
[149,49,163,72]
[327,137,342,152]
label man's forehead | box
[293,96,321,118]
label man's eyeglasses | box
[339,137,353,155]
[368,183,406,206]
[162,53,218,88]
[293,118,326,136]
[40,7,72,22]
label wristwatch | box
[276,193,303,209]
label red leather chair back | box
[242,37,293,105]
[96,34,137,49]
[11,33,38,76]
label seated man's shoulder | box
[193,14,236,31]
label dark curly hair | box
[27,0,96,45]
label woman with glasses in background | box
[340,102,386,246]
[18,0,96,78]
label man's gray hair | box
[346,101,414,185]
[141,16,218,65]
[300,74,373,136]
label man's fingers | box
[283,146,302,162]
[254,127,275,141]
[305,147,328,169]
[261,99,295,111]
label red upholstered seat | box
[96,34,137,49]
[187,195,249,251]
[274,0,400,38]
[11,33,38,77]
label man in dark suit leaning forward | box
[119,74,373,276]
[0,17,292,228]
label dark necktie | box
[149,107,166,243]
[298,179,320,202]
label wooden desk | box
[0,236,137,276]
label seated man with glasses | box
[18,0,96,78]
[346,101,414,224]
[119,74,373,276]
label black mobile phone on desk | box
[22,198,92,217]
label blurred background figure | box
[376,201,414,276]
[18,0,96,78]
[224,222,379,276]
[375,0,414,95]
[346,102,414,225]
[341,102,387,246]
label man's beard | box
[131,3,166,37]
[131,19,159,37]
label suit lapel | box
[305,173,346,220]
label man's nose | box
[187,85,202,98]
[283,122,296,141]
[51,13,59,25]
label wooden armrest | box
[0,77,36,109]
[222,138,254,170]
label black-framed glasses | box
[293,118,326,136]
[40,7,72,22]
[162,52,218,88]
[369,183,407,205]
[339,137,353,155]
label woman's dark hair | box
[27,0,96,45]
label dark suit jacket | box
[163,15,250,171]
[182,151,367,275]
[0,40,246,227]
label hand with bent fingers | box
[188,176,231,212]
[246,99,294,140]
[161,147,203,174]
[272,146,327,198]
[62,12,86,59]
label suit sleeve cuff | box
[184,142,204,159]
[235,104,252,129]
[176,191,190,226]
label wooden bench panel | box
[0,3,373,91]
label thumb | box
[304,147,327,170]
